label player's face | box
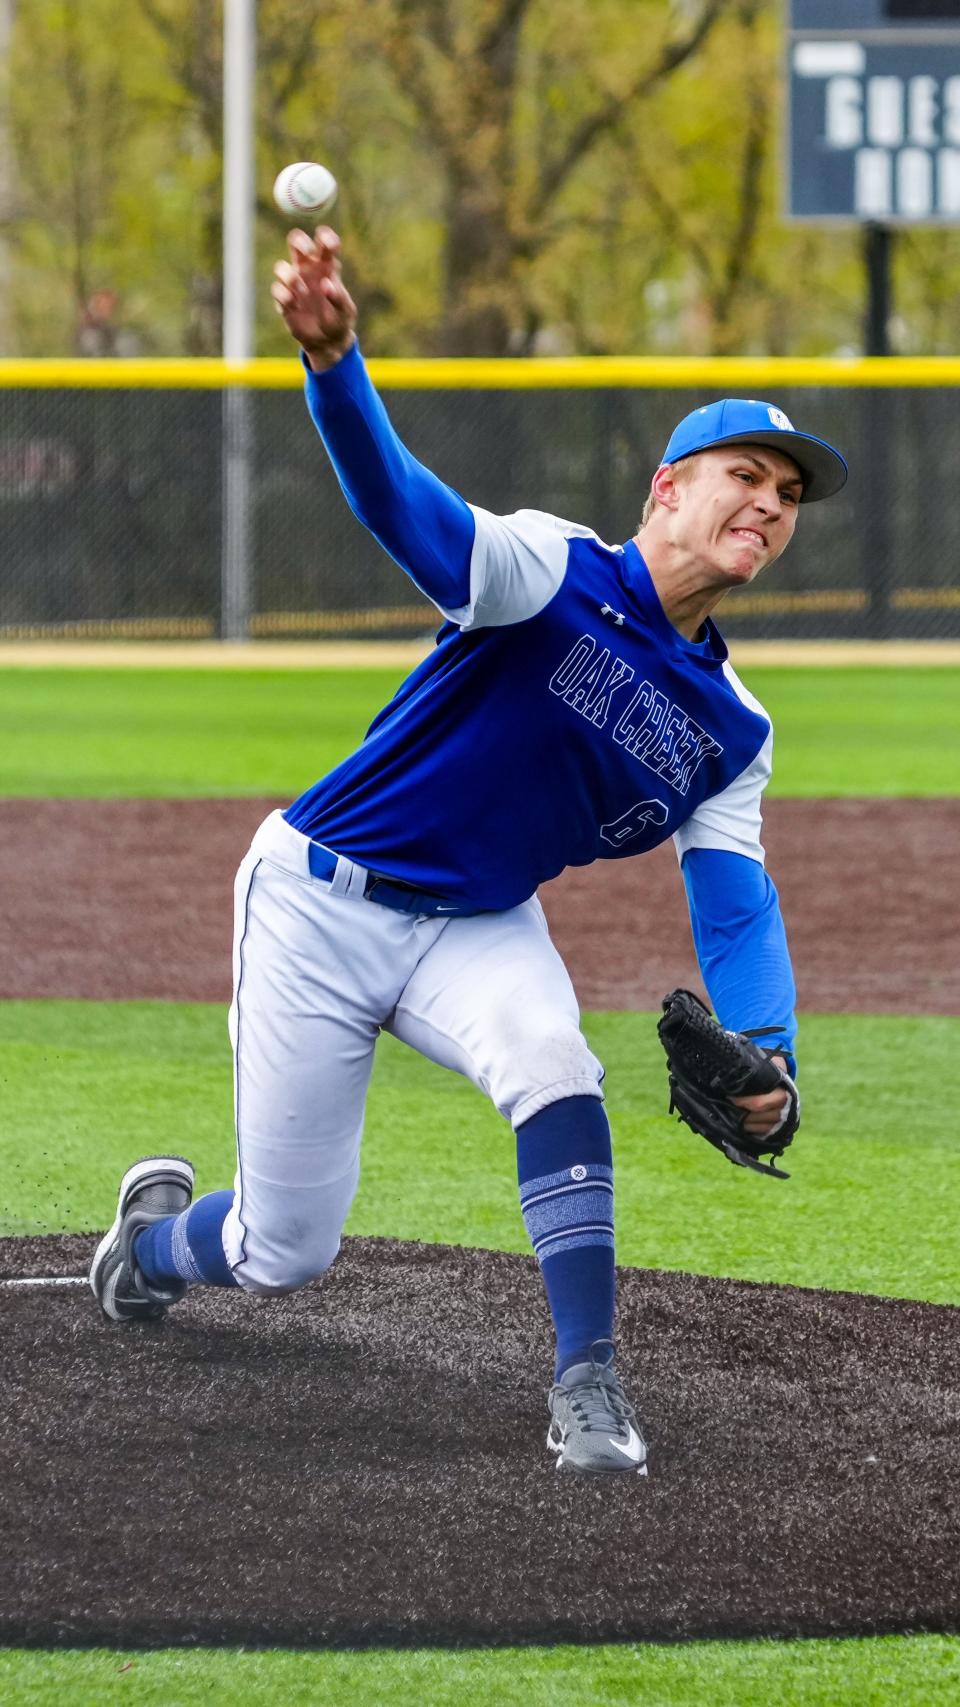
[676,446,803,584]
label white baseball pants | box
[222,811,603,1294]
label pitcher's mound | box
[2,1234,959,1647]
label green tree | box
[9,0,960,357]
[6,0,214,353]
[348,0,726,353]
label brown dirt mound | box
[1,797,957,1012]
[2,1233,959,1649]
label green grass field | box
[3,1634,960,1707]
[3,660,958,1705]
[4,1001,959,1303]
[0,665,956,796]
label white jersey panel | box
[672,662,772,864]
[439,507,609,630]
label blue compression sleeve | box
[303,343,475,609]
[681,847,798,1074]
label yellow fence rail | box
[2,356,960,390]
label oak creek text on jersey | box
[549,633,724,798]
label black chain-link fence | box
[0,381,955,640]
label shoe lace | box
[552,1340,636,1435]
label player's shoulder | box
[477,506,620,552]
[720,658,772,727]
[502,508,621,549]
[462,506,624,627]
[499,507,608,542]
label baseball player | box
[90,228,847,1477]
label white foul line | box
[0,1276,88,1288]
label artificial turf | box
[3,1635,960,1707]
[0,665,957,796]
[3,1000,958,1305]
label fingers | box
[736,1093,786,1114]
[741,1110,783,1137]
[271,254,339,312]
[285,226,341,273]
[274,228,347,311]
[270,270,350,320]
[270,259,298,310]
[271,260,319,306]
[270,269,308,315]
[732,1086,789,1137]
[271,224,356,365]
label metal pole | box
[221,0,256,641]
[862,223,893,637]
[863,223,892,358]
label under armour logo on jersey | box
[600,603,625,626]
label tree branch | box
[631,154,715,287]
[713,84,767,340]
[378,12,459,158]
[478,0,533,64]
[530,0,725,222]
[711,2,769,348]
[395,0,454,59]
[262,6,327,120]
[138,0,179,50]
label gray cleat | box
[89,1155,195,1322]
[547,1340,648,1475]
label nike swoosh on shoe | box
[609,1424,645,1462]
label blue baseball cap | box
[662,399,847,503]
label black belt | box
[306,840,481,918]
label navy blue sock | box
[134,1190,238,1288]
[516,1096,616,1378]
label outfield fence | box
[0,355,957,642]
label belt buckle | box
[364,872,418,910]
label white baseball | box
[273,162,338,220]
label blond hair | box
[639,455,696,529]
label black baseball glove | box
[657,988,800,1180]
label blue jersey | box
[287,525,771,913]
[284,344,797,1063]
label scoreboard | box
[788,0,960,220]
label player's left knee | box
[495,1021,604,1127]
